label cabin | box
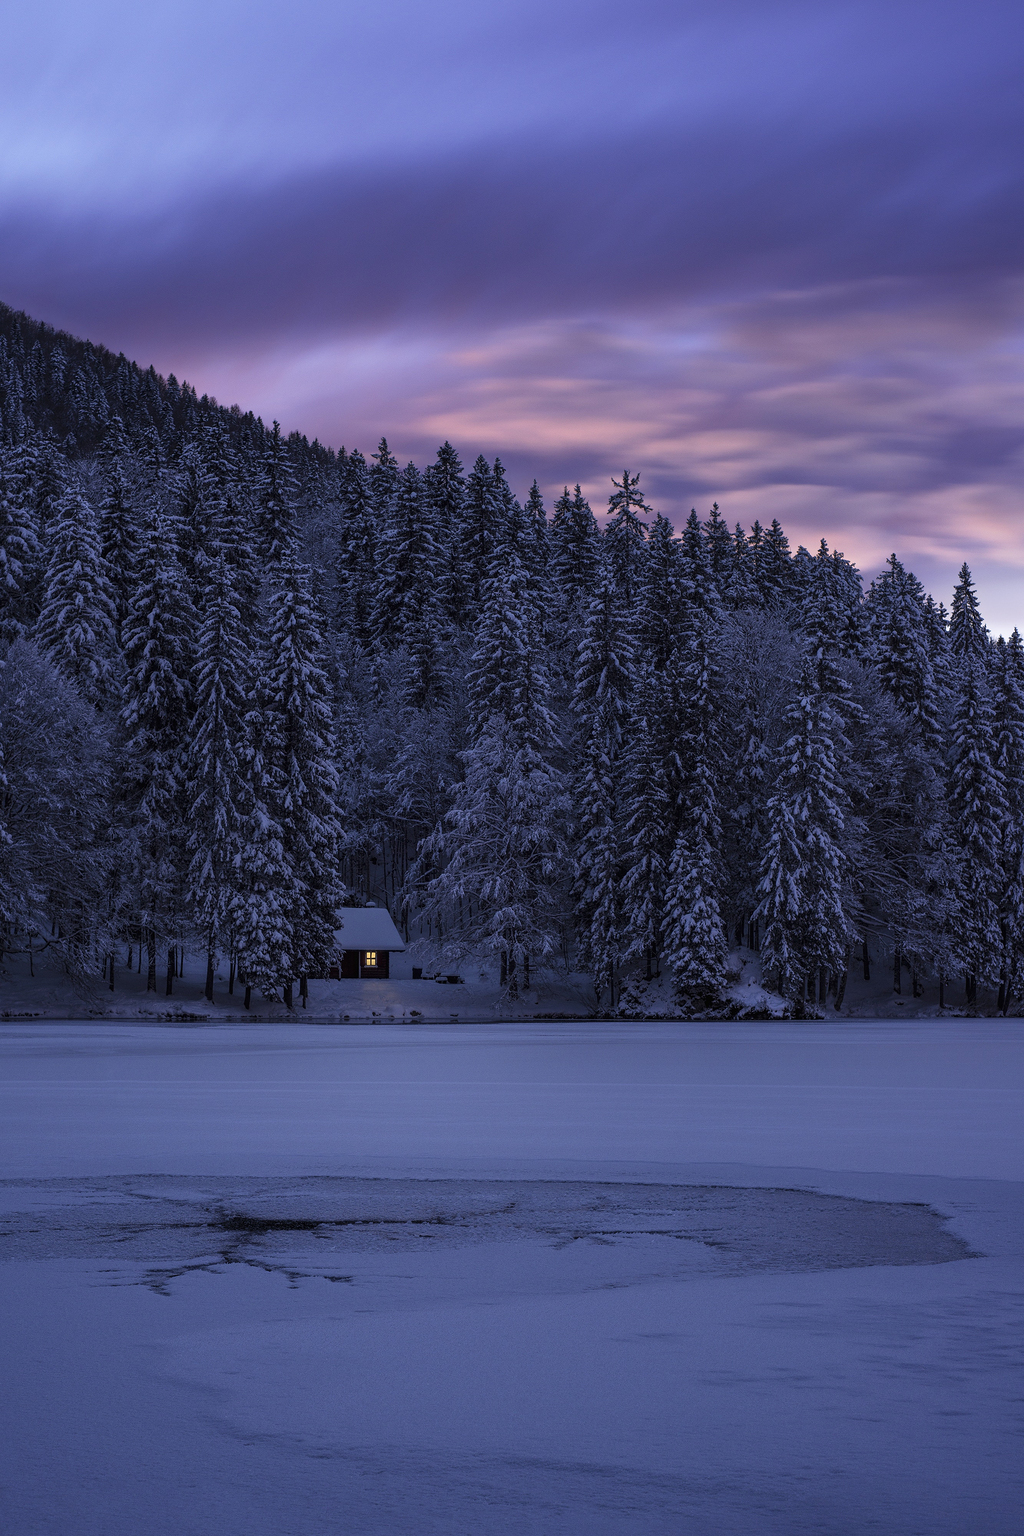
[329,906,407,980]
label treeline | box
[0,302,1021,1014]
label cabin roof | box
[332,907,406,953]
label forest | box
[0,300,1021,1015]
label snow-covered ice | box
[2,1018,1022,1534]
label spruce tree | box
[571,574,636,1007]
[35,487,116,705]
[0,446,39,643]
[661,520,727,1008]
[256,421,299,565]
[118,516,194,991]
[947,665,1007,1000]
[755,658,850,1006]
[603,469,650,606]
[261,547,344,1001]
[372,461,440,647]
[185,554,252,1000]
[335,448,376,640]
[949,563,989,666]
[549,485,600,618]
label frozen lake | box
[2,1019,1022,1534]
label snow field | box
[1,1019,1022,1534]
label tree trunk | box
[819,967,828,1005]
[228,958,235,995]
[524,954,530,991]
[244,984,251,1010]
[109,952,115,992]
[893,947,901,994]
[147,927,157,992]
[165,947,174,996]
[912,968,921,999]
[283,982,293,1009]
[834,970,848,1011]
[862,939,870,981]
[205,949,215,1003]
[300,975,308,1009]
[500,951,507,988]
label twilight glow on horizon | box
[1,0,1022,629]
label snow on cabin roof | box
[332,907,406,953]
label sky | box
[1,0,1022,630]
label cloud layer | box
[1,0,1022,627]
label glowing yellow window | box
[364,951,378,968]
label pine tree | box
[118,516,194,991]
[867,555,941,750]
[661,521,727,1007]
[949,563,989,666]
[0,445,39,643]
[603,469,650,606]
[185,554,252,1000]
[370,437,401,513]
[703,502,733,596]
[635,514,682,670]
[372,461,440,647]
[256,421,299,564]
[947,665,1007,1000]
[755,658,850,1006]
[549,485,600,618]
[571,575,636,1007]
[423,532,567,996]
[424,441,468,625]
[993,631,1024,1011]
[260,548,344,1001]
[620,704,671,975]
[335,448,376,640]
[35,487,116,705]
[460,455,503,611]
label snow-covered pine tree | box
[724,522,760,610]
[256,421,299,565]
[603,469,650,607]
[424,441,469,625]
[97,418,140,642]
[635,513,682,670]
[754,656,851,1008]
[660,514,727,1009]
[185,553,252,1000]
[947,663,1006,1002]
[757,519,793,607]
[35,486,116,706]
[703,502,733,596]
[949,563,989,668]
[0,445,39,643]
[993,630,1024,1012]
[523,480,548,580]
[260,546,344,1003]
[334,448,376,640]
[620,701,671,978]
[867,555,941,750]
[422,526,568,998]
[571,574,636,1007]
[117,515,195,991]
[549,485,600,620]
[460,455,503,612]
[372,461,440,648]
[370,437,401,513]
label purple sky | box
[2,0,1022,629]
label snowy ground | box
[1,940,1014,1022]
[2,1019,1022,1534]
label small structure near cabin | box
[329,906,406,979]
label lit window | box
[364,951,377,968]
